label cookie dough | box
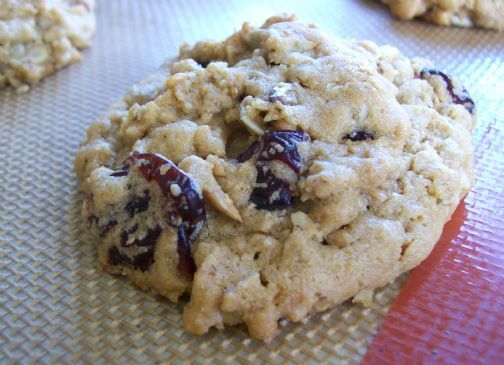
[75,15,475,340]
[0,0,96,92]
[381,0,504,30]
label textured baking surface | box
[0,0,502,363]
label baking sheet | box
[1,0,502,363]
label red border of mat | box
[363,197,504,364]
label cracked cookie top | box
[75,15,475,339]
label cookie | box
[75,15,475,339]
[0,0,96,92]
[381,0,504,30]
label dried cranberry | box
[343,130,374,141]
[420,68,475,113]
[176,225,196,275]
[105,152,206,274]
[239,130,308,172]
[120,223,138,245]
[251,168,292,210]
[197,60,210,68]
[125,191,150,218]
[110,169,129,177]
[87,214,98,228]
[100,220,117,237]
[108,225,162,271]
[239,130,310,210]
[108,246,126,267]
[237,141,260,163]
[125,153,206,240]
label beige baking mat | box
[1,0,502,364]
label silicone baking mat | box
[1,1,502,364]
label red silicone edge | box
[362,197,504,365]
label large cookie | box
[381,0,504,30]
[75,15,475,339]
[0,0,95,91]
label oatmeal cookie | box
[381,0,504,30]
[75,15,475,339]
[0,0,95,91]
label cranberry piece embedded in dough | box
[109,225,162,272]
[239,130,309,210]
[420,68,475,113]
[342,130,374,142]
[104,152,206,274]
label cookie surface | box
[75,15,475,340]
[0,0,95,91]
[381,0,504,30]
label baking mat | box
[1,0,502,364]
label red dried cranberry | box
[109,226,162,271]
[110,169,129,177]
[343,130,374,141]
[109,225,162,271]
[197,60,210,68]
[120,223,138,245]
[100,220,117,237]
[125,191,150,218]
[237,141,260,163]
[239,130,309,210]
[87,214,98,228]
[239,130,308,172]
[176,225,197,275]
[105,152,206,274]
[251,168,292,210]
[124,153,206,241]
[420,68,475,113]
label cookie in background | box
[381,0,504,30]
[0,0,96,92]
